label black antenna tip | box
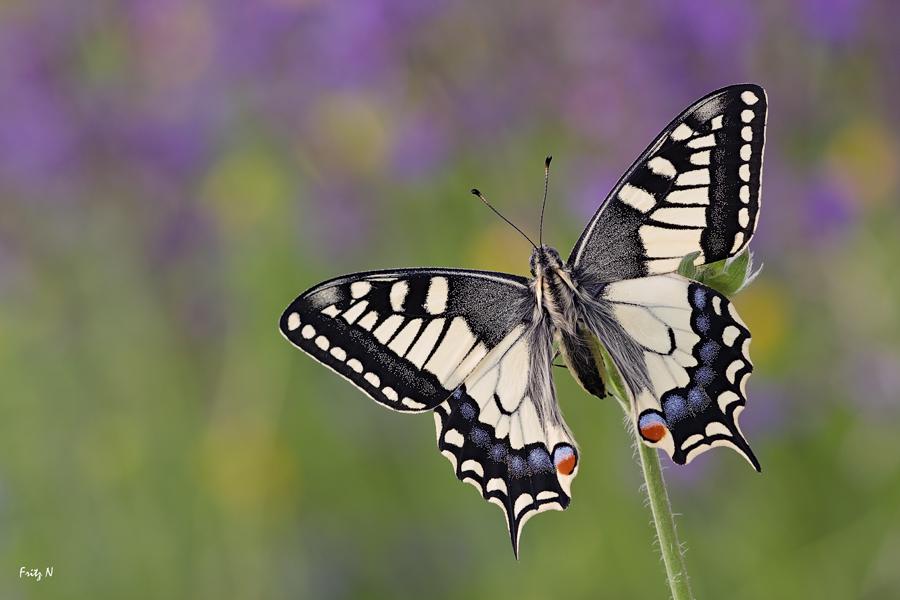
[471,188,480,195]
[545,156,552,166]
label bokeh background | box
[1,0,899,598]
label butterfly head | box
[529,244,564,277]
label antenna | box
[471,189,537,249]
[539,156,551,245]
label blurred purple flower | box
[803,176,856,242]
[567,163,618,222]
[0,23,83,196]
[660,0,759,54]
[124,113,214,186]
[391,114,449,179]
[798,0,868,45]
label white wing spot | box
[741,144,752,161]
[675,169,710,187]
[687,134,715,149]
[388,318,422,356]
[315,336,329,351]
[330,347,346,361]
[640,226,702,258]
[741,109,754,123]
[726,360,744,383]
[424,277,449,315]
[722,325,740,346]
[364,372,381,387]
[514,494,534,517]
[742,126,753,142]
[350,281,371,299]
[373,314,404,344]
[648,156,677,178]
[390,280,409,312]
[486,478,507,494]
[357,310,379,331]
[731,231,745,253]
[424,317,477,387]
[738,208,750,228]
[711,115,723,130]
[717,390,740,411]
[341,300,368,324]
[536,491,559,501]
[321,305,341,318]
[461,460,485,477]
[406,318,445,368]
[739,164,751,182]
[652,206,707,227]
[690,150,710,166]
[666,188,709,205]
[705,422,731,437]
[740,185,750,203]
[382,386,398,401]
[741,90,759,105]
[301,324,316,339]
[346,358,364,373]
[444,428,465,447]
[712,296,722,315]
[619,183,656,213]
[682,434,704,450]
[671,123,694,141]
[402,397,426,410]
[287,313,301,331]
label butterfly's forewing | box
[280,268,530,412]
[582,274,758,469]
[568,84,767,280]
[281,268,580,555]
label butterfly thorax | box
[530,244,609,399]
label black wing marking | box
[580,274,759,470]
[280,268,530,412]
[569,84,767,281]
[433,319,579,559]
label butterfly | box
[281,84,766,558]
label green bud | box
[677,248,761,298]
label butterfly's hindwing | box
[280,268,531,412]
[433,321,578,557]
[569,84,767,280]
[583,274,758,469]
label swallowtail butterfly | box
[281,84,766,557]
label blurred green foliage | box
[1,0,899,598]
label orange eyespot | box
[638,413,669,443]
[556,454,576,476]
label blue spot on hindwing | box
[692,287,707,309]
[459,402,475,421]
[695,314,710,334]
[470,427,491,447]
[490,443,507,462]
[509,455,527,478]
[699,341,719,364]
[688,387,710,411]
[694,366,715,386]
[664,394,688,423]
[528,448,553,473]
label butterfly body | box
[282,84,767,557]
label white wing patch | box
[600,274,757,469]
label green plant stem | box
[597,344,694,600]
[636,431,694,600]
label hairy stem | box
[598,345,694,600]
